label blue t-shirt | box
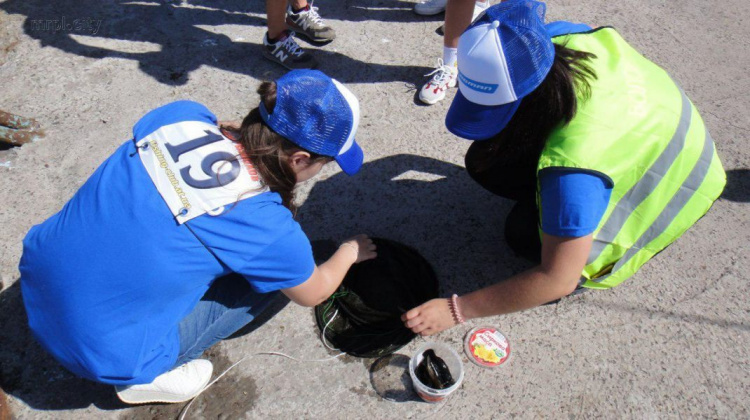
[539,170,612,237]
[537,21,612,238]
[19,101,315,385]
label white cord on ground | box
[177,312,344,420]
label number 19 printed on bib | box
[137,121,267,224]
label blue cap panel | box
[261,70,353,157]
[446,0,553,141]
[483,0,554,99]
[446,89,521,141]
[259,70,363,175]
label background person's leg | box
[175,274,278,367]
[263,0,317,69]
[420,0,492,104]
[266,0,288,40]
[419,0,479,105]
[443,0,479,50]
[290,0,308,11]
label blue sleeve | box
[545,21,593,38]
[186,193,315,294]
[539,170,612,237]
[132,100,217,141]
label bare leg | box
[418,0,490,104]
[266,0,288,39]
[444,0,480,48]
[290,0,308,11]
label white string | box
[177,311,343,420]
[320,308,340,351]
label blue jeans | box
[175,273,277,367]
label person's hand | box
[401,298,456,336]
[339,234,377,264]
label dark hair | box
[237,81,331,214]
[470,43,598,172]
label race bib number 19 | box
[137,121,267,224]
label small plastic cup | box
[464,326,511,368]
[409,342,465,403]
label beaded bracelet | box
[449,294,465,325]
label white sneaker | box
[472,0,490,22]
[414,0,447,16]
[115,359,213,404]
[419,59,458,105]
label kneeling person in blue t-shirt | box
[19,70,375,404]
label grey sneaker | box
[286,2,336,43]
[262,30,318,70]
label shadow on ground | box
[185,0,444,23]
[369,354,420,402]
[722,169,750,203]
[0,0,433,86]
[0,281,123,411]
[0,280,276,414]
[297,154,516,295]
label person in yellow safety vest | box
[402,0,726,336]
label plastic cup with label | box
[408,342,465,403]
[464,326,511,367]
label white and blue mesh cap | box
[446,0,555,140]
[260,70,363,175]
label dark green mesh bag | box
[315,238,439,358]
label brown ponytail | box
[237,81,330,214]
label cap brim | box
[445,88,521,141]
[335,140,364,176]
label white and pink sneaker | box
[419,59,458,105]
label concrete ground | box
[1,0,749,418]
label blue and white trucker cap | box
[445,0,555,141]
[260,69,363,175]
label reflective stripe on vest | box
[591,125,717,285]
[586,85,691,266]
[539,28,726,289]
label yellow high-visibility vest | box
[539,27,726,289]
